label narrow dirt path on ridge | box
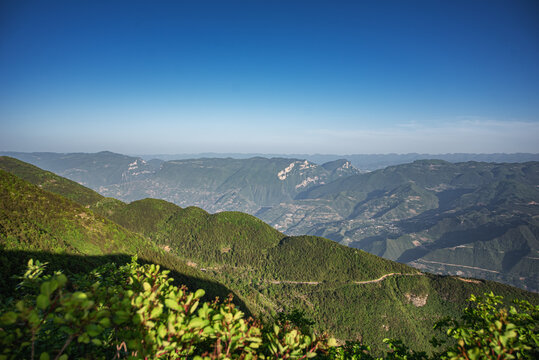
[269,280,321,285]
[267,272,424,286]
[353,272,424,285]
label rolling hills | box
[1,156,537,354]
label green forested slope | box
[1,162,537,355]
[0,169,139,256]
[102,198,412,282]
[99,193,537,353]
[0,156,104,206]
[0,169,247,308]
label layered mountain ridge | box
[1,152,538,292]
[132,152,539,171]
[0,152,359,212]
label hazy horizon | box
[3,149,539,157]
[2,0,538,154]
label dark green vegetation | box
[0,259,333,360]
[1,157,537,355]
[0,167,247,307]
[1,260,537,359]
[2,152,537,291]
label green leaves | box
[164,298,181,312]
[10,259,537,360]
[187,317,209,329]
[36,294,49,310]
[0,312,18,326]
[432,292,539,360]
[194,288,205,299]
[0,258,333,359]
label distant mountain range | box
[1,151,538,292]
[0,151,360,212]
[1,156,537,354]
[135,152,539,171]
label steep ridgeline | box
[0,152,360,213]
[262,160,539,292]
[2,158,537,354]
[0,156,105,206]
[304,153,539,171]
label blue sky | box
[1,0,538,154]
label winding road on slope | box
[354,272,424,284]
[268,272,424,286]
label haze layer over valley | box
[3,151,538,293]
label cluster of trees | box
[1,259,537,359]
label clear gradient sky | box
[1,0,538,154]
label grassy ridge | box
[265,236,414,281]
[0,169,140,255]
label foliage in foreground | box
[0,259,537,360]
[0,258,332,360]
[329,293,538,360]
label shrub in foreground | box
[0,258,332,359]
[328,292,538,360]
[1,258,537,359]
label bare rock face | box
[404,293,428,307]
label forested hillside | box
[0,168,246,307]
[1,158,537,355]
[2,154,538,291]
